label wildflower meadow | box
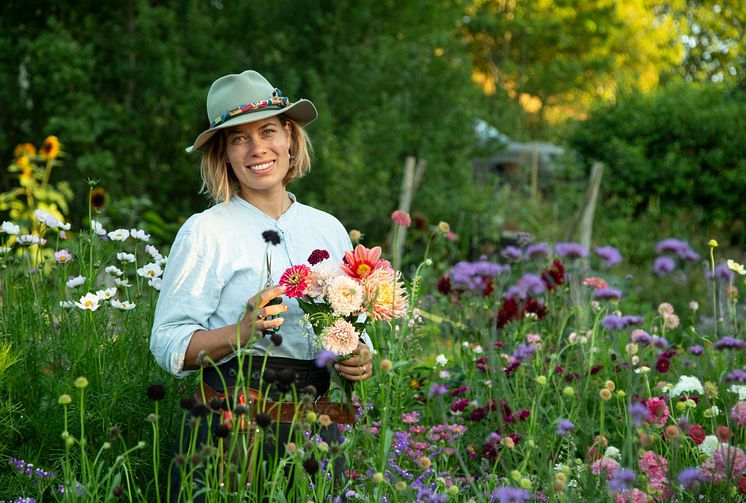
[2,143,746,503]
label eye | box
[231,135,248,144]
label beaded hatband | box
[210,89,289,128]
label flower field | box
[1,205,746,502]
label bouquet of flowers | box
[279,244,408,357]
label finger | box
[250,285,287,308]
[340,363,371,382]
[261,303,289,318]
[258,317,284,330]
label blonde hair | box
[199,116,313,204]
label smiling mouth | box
[248,160,275,172]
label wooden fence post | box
[391,156,426,268]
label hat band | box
[210,95,290,129]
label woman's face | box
[224,117,292,198]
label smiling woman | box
[149,70,373,501]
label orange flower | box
[41,136,61,159]
[14,143,37,157]
[340,244,388,279]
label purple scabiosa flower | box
[490,486,533,502]
[631,329,652,345]
[653,256,676,276]
[314,350,337,368]
[555,242,588,259]
[652,336,670,349]
[517,273,546,296]
[556,419,575,436]
[713,336,746,350]
[595,245,622,267]
[677,467,706,491]
[428,383,449,398]
[501,245,522,261]
[725,369,746,383]
[450,260,510,294]
[504,284,527,302]
[601,314,626,330]
[628,402,648,427]
[512,344,536,361]
[680,248,700,261]
[709,263,735,282]
[593,287,622,301]
[486,432,501,445]
[655,238,697,259]
[622,315,643,326]
[689,345,705,356]
[525,242,550,260]
[609,468,636,493]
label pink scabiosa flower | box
[363,266,408,322]
[591,457,620,480]
[730,402,746,428]
[646,397,670,426]
[321,319,359,356]
[615,488,649,503]
[584,276,609,289]
[638,450,669,490]
[279,264,312,298]
[701,445,746,483]
[326,275,364,316]
[391,209,411,228]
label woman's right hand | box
[240,285,288,344]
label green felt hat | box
[186,70,317,153]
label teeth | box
[249,161,274,171]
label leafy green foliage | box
[569,83,746,239]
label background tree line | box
[1,0,744,247]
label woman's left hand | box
[335,341,373,382]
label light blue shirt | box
[150,194,353,377]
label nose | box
[245,134,267,157]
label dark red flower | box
[541,260,565,291]
[655,357,670,374]
[517,409,531,421]
[497,298,519,328]
[450,398,470,413]
[507,432,522,445]
[716,425,732,442]
[307,249,330,265]
[437,276,452,295]
[524,298,547,319]
[554,364,565,374]
[687,424,705,445]
[470,407,488,422]
[503,361,521,375]
[589,365,604,375]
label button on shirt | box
[150,194,353,377]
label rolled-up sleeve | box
[150,229,221,377]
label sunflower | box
[90,187,106,211]
[41,136,61,159]
[14,143,37,158]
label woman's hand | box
[335,341,373,382]
[239,285,288,344]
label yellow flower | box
[599,388,612,401]
[41,135,61,159]
[726,259,746,275]
[708,239,718,247]
[348,229,362,243]
[14,143,37,157]
[74,376,89,389]
[58,394,72,405]
[17,156,30,168]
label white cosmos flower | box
[114,278,132,287]
[107,229,130,241]
[1,221,20,235]
[59,300,76,309]
[726,259,746,275]
[74,293,100,311]
[91,220,107,236]
[669,375,704,397]
[137,262,163,278]
[144,245,166,264]
[116,252,136,263]
[54,249,72,264]
[105,265,123,276]
[704,406,720,417]
[130,228,150,242]
[0,247,11,254]
[17,234,40,245]
[729,384,746,400]
[66,275,86,288]
[95,287,117,300]
[148,277,162,290]
[435,354,448,366]
[110,299,136,310]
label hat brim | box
[185,99,317,153]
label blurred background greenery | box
[1,0,744,257]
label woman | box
[150,70,373,500]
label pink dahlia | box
[279,264,313,298]
[363,266,408,322]
[321,319,359,355]
[340,244,388,280]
